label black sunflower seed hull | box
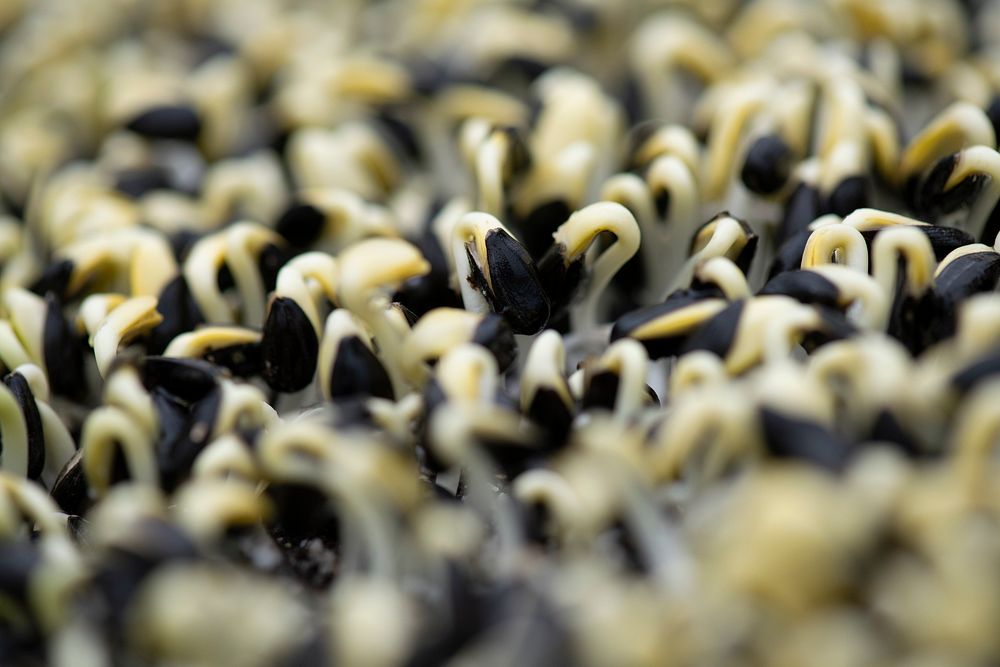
[262,297,320,393]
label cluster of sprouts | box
[4,0,1000,665]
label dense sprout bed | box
[3,0,1000,665]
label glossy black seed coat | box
[799,307,857,352]
[3,372,44,481]
[516,200,571,260]
[258,243,290,293]
[952,350,1000,394]
[169,230,202,261]
[916,154,985,216]
[148,276,205,355]
[393,231,463,318]
[267,483,340,544]
[582,370,619,412]
[760,408,853,471]
[480,433,544,479]
[262,297,319,392]
[867,409,925,457]
[405,57,460,96]
[124,105,202,141]
[981,202,1000,244]
[827,176,870,217]
[157,387,221,491]
[51,451,88,516]
[475,229,550,335]
[620,75,644,126]
[768,229,813,278]
[29,260,74,300]
[375,109,423,161]
[854,225,972,264]
[525,387,573,448]
[935,252,1000,303]
[321,398,380,432]
[780,183,822,242]
[327,337,394,401]
[114,166,171,199]
[733,234,760,274]
[759,270,841,307]
[536,245,586,319]
[275,203,326,248]
[140,357,219,404]
[681,300,746,358]
[471,314,518,372]
[741,135,793,194]
[43,293,86,398]
[611,290,723,359]
[151,390,189,457]
[203,342,263,378]
[917,226,976,260]
[933,252,1000,339]
[886,270,941,356]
